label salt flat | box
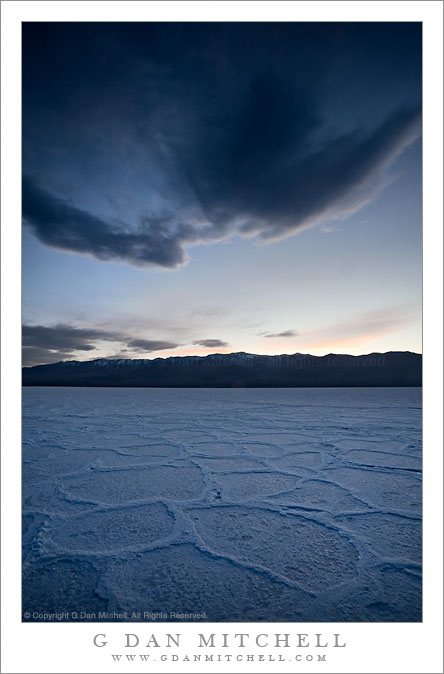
[22,387,422,622]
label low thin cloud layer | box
[264,330,299,339]
[127,339,180,351]
[22,324,124,352]
[22,346,78,366]
[22,324,180,366]
[22,23,421,270]
[192,339,229,348]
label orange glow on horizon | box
[117,331,420,362]
[78,316,419,364]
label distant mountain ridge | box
[22,351,422,387]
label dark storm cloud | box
[22,324,180,365]
[22,176,201,269]
[127,339,180,351]
[264,330,298,339]
[22,23,422,269]
[192,339,229,348]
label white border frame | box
[2,3,443,673]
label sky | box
[22,22,422,366]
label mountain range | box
[22,351,422,387]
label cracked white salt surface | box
[22,386,422,621]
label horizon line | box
[23,349,422,368]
